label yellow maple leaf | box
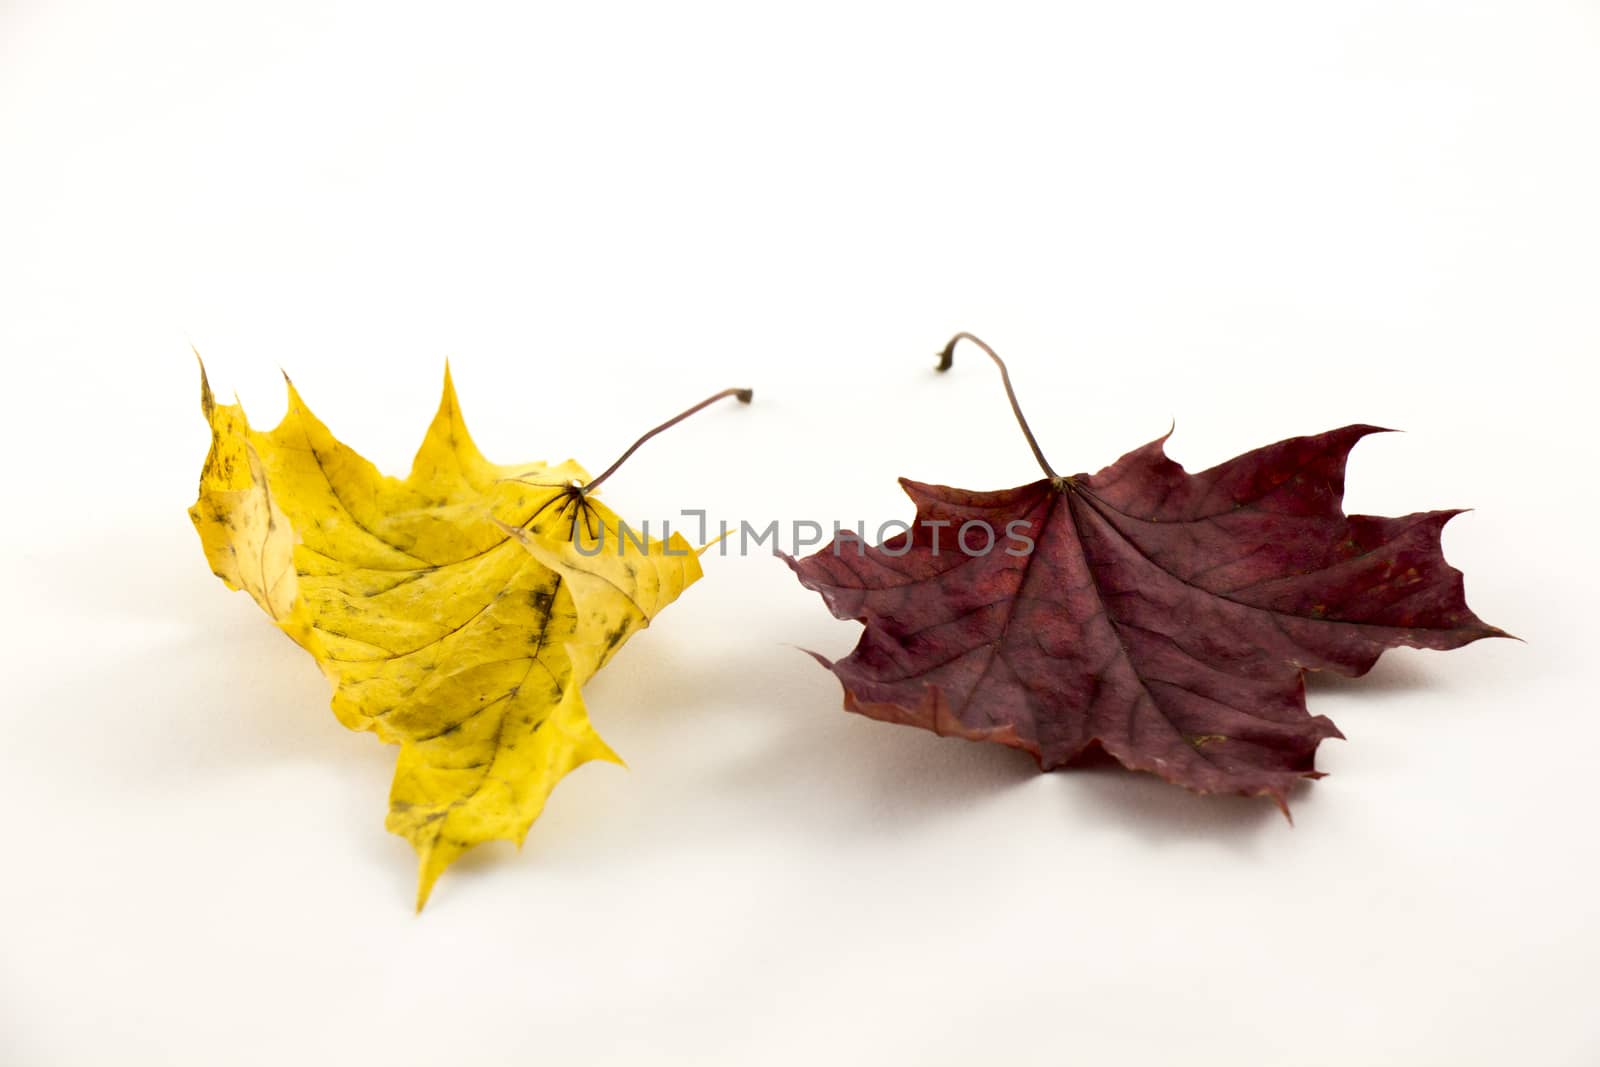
[189,362,745,908]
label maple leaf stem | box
[582,387,754,493]
[936,332,1061,482]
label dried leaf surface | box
[789,425,1505,808]
[191,367,698,906]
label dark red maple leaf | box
[786,333,1507,811]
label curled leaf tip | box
[414,858,444,913]
[1273,793,1294,825]
[195,354,213,413]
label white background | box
[2,2,1597,1064]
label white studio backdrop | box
[2,2,1596,1065]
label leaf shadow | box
[563,634,1037,846]
[40,521,390,788]
[1049,760,1307,848]
[127,595,392,784]
[569,624,1298,862]
[46,556,417,904]
[96,521,1331,903]
[1304,651,1437,695]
